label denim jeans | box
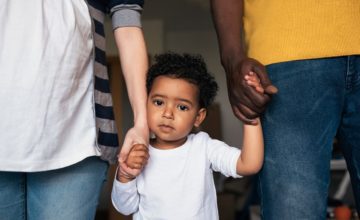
[0,156,108,220]
[259,56,360,219]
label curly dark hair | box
[146,52,218,108]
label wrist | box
[134,118,148,129]
[132,98,147,124]
[117,165,136,183]
[221,52,247,79]
[117,172,135,183]
[134,113,148,128]
[220,47,246,66]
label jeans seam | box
[346,56,355,91]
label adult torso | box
[244,0,360,65]
[0,0,99,171]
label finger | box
[127,156,148,165]
[239,59,274,111]
[255,86,265,94]
[232,106,258,125]
[127,162,143,169]
[120,161,141,177]
[245,79,264,93]
[246,80,262,88]
[129,146,147,154]
[237,103,261,119]
[132,143,147,150]
[128,143,147,153]
[129,152,149,160]
[130,144,148,155]
[125,151,149,168]
[228,82,262,114]
[132,136,148,148]
[134,157,148,168]
[243,83,271,110]
[129,148,149,159]
[119,162,135,178]
[247,71,261,82]
[264,85,278,94]
[245,78,261,86]
[230,73,268,114]
[252,65,278,95]
[247,77,261,85]
[119,138,133,162]
[121,142,148,165]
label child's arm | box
[236,120,264,175]
[111,144,149,215]
[112,174,140,215]
[236,72,265,175]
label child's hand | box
[244,71,265,94]
[118,144,149,183]
[126,144,149,169]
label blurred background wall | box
[104,0,244,147]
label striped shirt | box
[86,0,144,164]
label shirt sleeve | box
[202,132,242,178]
[108,0,144,29]
[111,169,140,215]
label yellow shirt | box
[244,0,360,65]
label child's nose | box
[162,106,174,119]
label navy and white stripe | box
[86,0,144,163]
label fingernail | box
[266,85,278,94]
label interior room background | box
[96,0,355,219]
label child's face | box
[147,76,206,148]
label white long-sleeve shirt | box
[112,132,241,220]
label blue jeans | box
[0,156,108,220]
[259,56,360,219]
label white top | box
[112,132,241,220]
[0,0,100,172]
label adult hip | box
[259,56,360,219]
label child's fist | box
[126,144,149,170]
[117,144,149,183]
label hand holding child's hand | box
[223,57,277,124]
[244,71,265,94]
[118,144,149,183]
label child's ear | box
[194,108,207,127]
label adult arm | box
[210,0,277,124]
[110,3,149,176]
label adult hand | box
[118,125,149,177]
[223,57,278,125]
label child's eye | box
[177,105,189,111]
[153,99,163,106]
